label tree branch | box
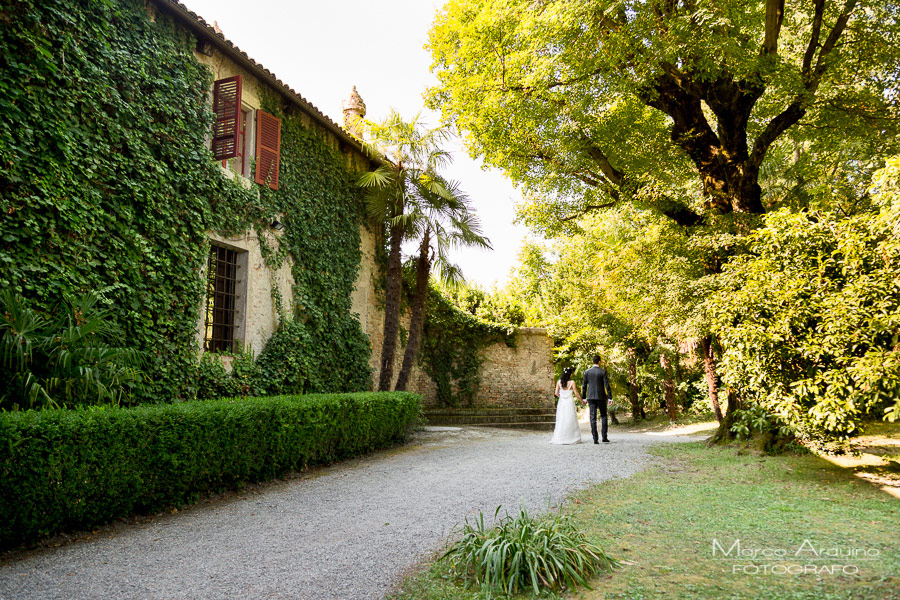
[559,201,618,222]
[813,0,858,80]
[584,143,626,186]
[802,0,826,77]
[763,0,785,56]
[751,0,858,167]
[499,67,606,95]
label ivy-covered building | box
[1,0,384,401]
[2,0,556,410]
[167,1,384,370]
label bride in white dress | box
[550,366,583,444]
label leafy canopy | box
[428,0,900,234]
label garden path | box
[0,423,701,600]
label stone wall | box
[376,323,555,409]
[467,327,555,408]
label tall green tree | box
[428,0,900,230]
[358,112,458,391]
[395,179,491,391]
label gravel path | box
[0,423,700,600]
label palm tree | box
[394,178,491,391]
[357,112,454,391]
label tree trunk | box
[659,353,677,421]
[709,388,743,445]
[701,336,724,423]
[395,230,431,391]
[627,350,643,422]
[377,221,404,391]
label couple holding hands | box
[550,355,612,445]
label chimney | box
[342,86,366,138]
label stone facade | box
[196,229,294,361]
[187,25,382,366]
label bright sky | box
[181,0,531,290]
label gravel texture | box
[0,423,699,600]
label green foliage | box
[0,391,421,549]
[437,280,527,328]
[500,207,709,407]
[229,346,264,396]
[258,100,372,394]
[255,317,314,395]
[0,0,372,402]
[708,167,900,444]
[0,0,262,402]
[441,505,618,596]
[437,281,488,315]
[0,291,144,409]
[421,286,516,406]
[428,0,900,228]
[729,406,790,441]
[195,352,239,400]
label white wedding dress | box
[550,385,581,444]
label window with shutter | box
[212,75,242,160]
[255,109,281,190]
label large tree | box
[428,0,900,230]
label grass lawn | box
[389,425,899,600]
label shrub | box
[0,392,420,549]
[195,346,263,400]
[195,351,240,400]
[441,505,619,596]
[708,204,900,445]
[0,291,145,410]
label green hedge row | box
[0,392,421,549]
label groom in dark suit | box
[582,355,613,444]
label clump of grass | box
[441,505,618,596]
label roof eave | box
[153,0,381,166]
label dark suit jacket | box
[582,365,612,402]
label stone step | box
[479,421,556,431]
[425,420,556,431]
[424,407,555,417]
[427,413,556,425]
[424,406,557,431]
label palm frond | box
[357,164,395,188]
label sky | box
[181,0,531,290]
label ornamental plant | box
[441,505,619,596]
[0,291,145,410]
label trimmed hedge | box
[0,392,421,549]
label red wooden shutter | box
[255,109,281,190]
[212,75,242,160]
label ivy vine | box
[255,97,372,393]
[0,0,370,402]
[419,285,516,407]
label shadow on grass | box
[614,412,720,437]
[816,422,900,501]
[571,440,900,600]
